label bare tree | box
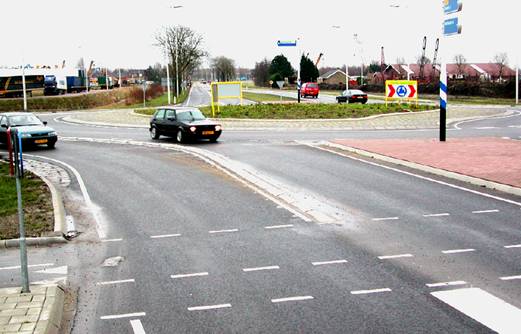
[212,57,236,82]
[493,52,509,80]
[156,25,208,93]
[453,54,466,78]
[396,57,406,65]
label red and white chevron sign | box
[385,80,418,99]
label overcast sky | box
[2,0,519,70]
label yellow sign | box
[210,81,243,117]
[385,80,418,106]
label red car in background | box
[300,82,319,98]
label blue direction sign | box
[443,17,462,36]
[444,0,462,14]
[277,40,297,47]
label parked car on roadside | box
[149,107,222,143]
[0,112,58,148]
[300,82,319,98]
[336,89,368,104]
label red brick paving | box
[333,137,521,188]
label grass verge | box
[196,103,435,119]
[0,163,53,239]
[242,92,296,102]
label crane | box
[315,53,324,67]
[381,46,386,83]
[419,36,427,81]
[431,38,440,81]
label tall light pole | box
[353,34,365,86]
[167,4,183,105]
[332,26,349,90]
[21,63,28,111]
[516,59,519,105]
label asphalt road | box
[1,108,520,333]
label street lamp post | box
[166,52,171,105]
[332,26,349,90]
[21,64,27,111]
[353,34,365,86]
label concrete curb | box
[43,284,66,334]
[325,142,521,198]
[0,164,68,249]
[61,115,147,128]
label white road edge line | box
[378,254,413,260]
[311,260,348,266]
[187,304,231,311]
[243,266,280,272]
[171,272,209,279]
[150,234,181,239]
[442,249,476,254]
[423,213,450,217]
[426,281,467,288]
[452,110,521,130]
[208,229,239,234]
[372,217,399,221]
[25,154,108,239]
[0,263,54,271]
[264,224,294,229]
[96,279,135,286]
[431,287,521,334]
[472,209,499,214]
[130,319,146,334]
[500,275,521,281]
[351,288,392,295]
[504,244,521,249]
[271,296,314,303]
[301,143,521,208]
[101,239,123,242]
[100,312,146,320]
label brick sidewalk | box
[333,137,521,188]
[0,285,64,333]
[67,107,505,130]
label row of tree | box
[252,54,320,87]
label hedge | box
[0,88,131,112]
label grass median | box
[242,92,296,103]
[200,103,435,119]
[134,102,435,119]
[0,163,53,239]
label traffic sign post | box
[440,0,463,142]
[277,39,301,103]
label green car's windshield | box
[177,110,206,122]
[8,115,43,127]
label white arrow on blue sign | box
[277,40,297,47]
[444,0,462,15]
[443,17,462,36]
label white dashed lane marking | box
[431,288,521,334]
[500,275,521,281]
[426,281,467,288]
[0,263,54,271]
[243,266,280,272]
[96,279,135,286]
[101,238,123,243]
[264,224,294,230]
[187,304,231,311]
[442,249,476,254]
[130,319,146,334]
[208,229,239,234]
[378,254,413,260]
[423,213,450,217]
[351,288,392,295]
[504,244,521,249]
[171,272,209,279]
[372,217,399,221]
[474,127,498,130]
[150,234,181,239]
[100,312,146,320]
[311,259,348,266]
[271,296,314,303]
[472,209,499,214]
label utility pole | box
[175,39,179,105]
[516,61,519,105]
[166,54,171,105]
[118,68,122,88]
